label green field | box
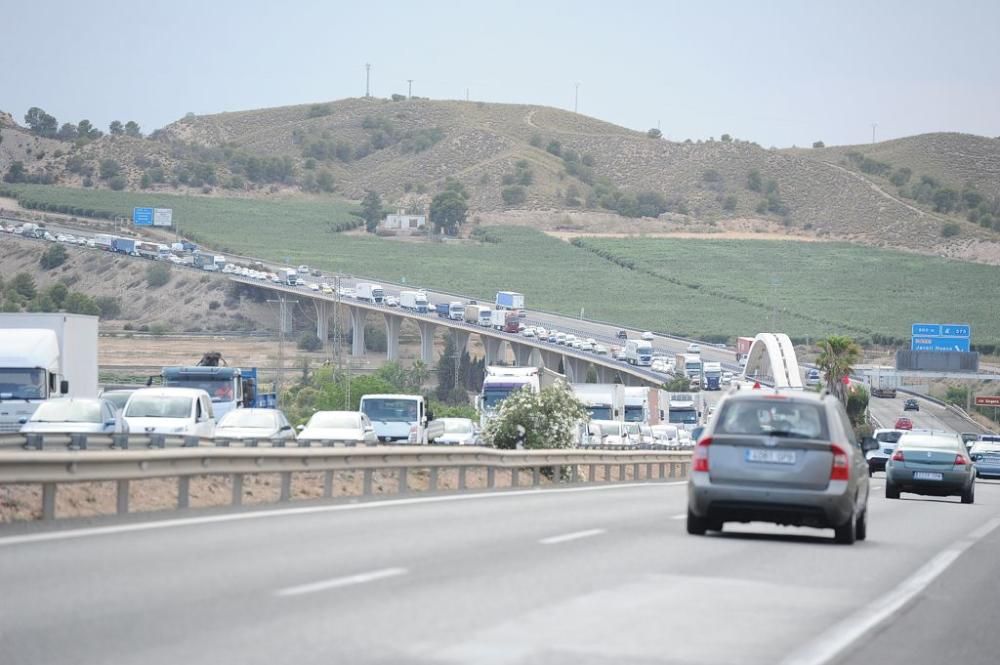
[4,185,998,347]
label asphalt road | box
[867,391,976,434]
[2,479,999,664]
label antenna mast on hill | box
[871,123,878,144]
[574,82,580,113]
[365,63,371,97]
[407,79,413,99]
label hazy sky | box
[4,0,999,147]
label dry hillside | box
[4,100,1000,259]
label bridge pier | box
[349,307,366,356]
[417,321,437,364]
[563,355,588,383]
[383,313,402,361]
[510,343,533,367]
[483,336,504,366]
[314,300,329,345]
[595,364,614,384]
[450,329,471,357]
[539,349,563,372]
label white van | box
[122,387,216,438]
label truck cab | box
[359,394,443,444]
[159,363,275,420]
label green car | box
[885,432,975,503]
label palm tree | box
[816,335,862,403]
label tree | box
[429,190,468,235]
[77,119,102,140]
[39,244,68,269]
[24,107,58,137]
[747,169,762,192]
[360,190,383,233]
[722,195,738,211]
[11,273,37,300]
[546,140,562,156]
[124,121,142,138]
[720,133,732,143]
[501,186,526,205]
[109,121,124,136]
[57,123,79,141]
[3,161,26,183]
[297,331,323,351]
[46,283,69,308]
[146,264,171,288]
[484,381,588,450]
[816,335,862,404]
[812,140,825,148]
[63,292,100,316]
[941,222,960,238]
[94,295,121,319]
[109,175,127,190]
[99,159,121,180]
[647,128,662,139]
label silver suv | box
[686,389,876,544]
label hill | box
[3,99,1000,262]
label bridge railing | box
[0,435,691,522]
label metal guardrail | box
[0,434,691,521]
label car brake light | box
[692,437,711,472]
[830,444,849,480]
[891,450,904,462]
[954,455,966,466]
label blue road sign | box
[941,324,971,337]
[912,324,941,336]
[133,207,154,226]
[911,337,971,352]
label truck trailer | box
[495,291,524,311]
[399,290,429,313]
[0,313,99,432]
[355,283,385,304]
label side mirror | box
[296,424,305,431]
[105,419,116,427]
[862,437,878,452]
[364,425,374,433]
[691,426,705,441]
[60,380,69,394]
[18,417,27,425]
[421,416,428,425]
[280,425,292,431]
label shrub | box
[941,222,960,238]
[109,175,127,190]
[39,244,68,269]
[95,296,121,319]
[146,264,171,288]
[812,141,825,148]
[647,128,662,139]
[297,331,323,351]
[501,186,527,205]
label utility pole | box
[407,79,413,99]
[466,88,469,102]
[365,63,371,98]
[574,82,580,113]
[267,294,297,406]
[871,123,877,144]
[332,276,350,409]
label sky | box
[4,0,999,147]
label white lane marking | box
[539,528,606,545]
[781,516,1000,665]
[670,513,687,520]
[0,481,686,548]
[275,567,406,597]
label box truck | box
[0,313,99,432]
[495,291,524,311]
[356,283,385,304]
[399,290,429,313]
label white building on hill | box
[382,209,426,233]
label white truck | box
[623,386,653,423]
[358,393,443,444]
[570,383,625,422]
[278,268,297,286]
[676,353,704,380]
[399,290,429,313]
[476,306,492,327]
[0,313,99,432]
[624,339,653,366]
[477,366,545,429]
[666,392,701,432]
[355,283,385,304]
[495,291,524,311]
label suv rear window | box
[715,399,828,440]
[875,431,903,443]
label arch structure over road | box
[743,332,804,389]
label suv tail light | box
[830,444,849,480]
[891,450,905,462]
[692,437,711,472]
[954,455,967,466]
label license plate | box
[883,448,894,454]
[982,457,1000,465]
[913,471,943,481]
[746,449,796,464]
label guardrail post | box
[532,467,541,486]
[279,472,292,502]
[551,464,561,486]
[487,467,495,489]
[458,466,467,490]
[183,435,199,448]
[111,433,128,449]
[571,464,579,483]
[69,433,87,451]
[42,483,56,520]
[150,434,166,449]
[659,463,666,479]
[324,470,334,498]
[398,467,409,495]
[604,464,611,482]
[116,480,129,514]
[24,433,43,451]
[177,477,190,509]
[633,463,640,481]
[232,474,243,506]
[511,467,519,488]
[619,463,626,481]
[588,464,595,482]
[363,469,373,496]
[428,466,438,492]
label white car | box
[687,343,701,354]
[435,418,479,445]
[297,411,377,446]
[215,408,296,444]
[722,371,734,385]
[594,344,609,355]
[308,283,320,291]
[522,327,536,337]
[385,295,399,307]
[641,331,655,341]
[122,387,215,439]
[20,398,128,435]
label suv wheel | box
[834,513,857,545]
[686,509,707,536]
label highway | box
[2,479,999,664]
[867,391,979,435]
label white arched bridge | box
[742,332,804,389]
